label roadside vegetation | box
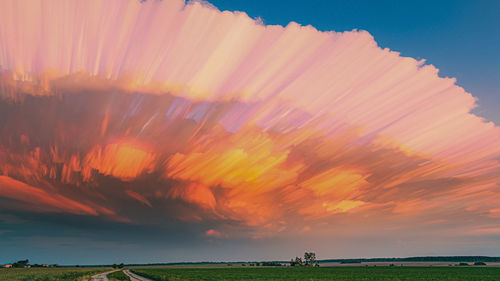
[0,267,110,281]
[107,270,130,281]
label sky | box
[210,0,500,124]
[0,0,499,265]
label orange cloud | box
[205,229,225,238]
[301,168,368,198]
[0,0,498,241]
[166,183,217,210]
[0,176,97,215]
[84,142,156,181]
[125,189,152,207]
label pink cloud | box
[469,227,500,235]
[0,0,498,240]
[205,229,225,238]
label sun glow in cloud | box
[0,0,499,241]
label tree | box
[118,263,124,268]
[295,256,303,266]
[304,252,316,266]
[12,259,29,268]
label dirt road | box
[123,269,153,281]
[89,270,117,281]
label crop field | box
[0,267,110,281]
[131,266,500,281]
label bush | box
[108,270,130,281]
[474,261,486,266]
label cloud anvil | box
[0,0,499,260]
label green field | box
[131,266,500,281]
[108,270,130,281]
[0,267,110,281]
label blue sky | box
[210,0,500,123]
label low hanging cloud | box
[0,0,499,240]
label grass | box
[108,270,130,281]
[0,267,110,281]
[131,266,500,281]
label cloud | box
[125,190,153,208]
[0,0,498,247]
[205,229,225,238]
[468,227,500,235]
[0,176,97,216]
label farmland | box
[130,266,500,281]
[2,266,500,281]
[0,267,110,281]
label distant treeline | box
[125,261,284,267]
[120,256,500,267]
[10,256,497,268]
[320,256,500,263]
